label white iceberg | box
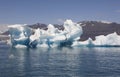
[8,24,32,47]
[8,20,83,48]
[8,20,120,48]
[72,32,120,47]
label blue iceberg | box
[8,20,83,48]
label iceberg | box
[93,32,120,46]
[8,20,120,48]
[8,24,32,47]
[8,20,83,48]
[72,32,120,47]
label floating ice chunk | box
[72,32,120,47]
[8,24,32,46]
[7,20,83,48]
[8,21,120,48]
[93,32,120,46]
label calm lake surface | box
[0,45,120,77]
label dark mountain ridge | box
[78,21,120,41]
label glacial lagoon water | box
[0,45,120,77]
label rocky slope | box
[78,21,120,41]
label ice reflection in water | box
[0,47,120,77]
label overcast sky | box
[0,0,120,24]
